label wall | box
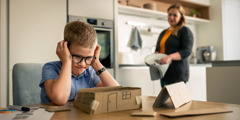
[0,0,8,107]
[222,0,240,60]
[8,0,66,105]
[197,0,223,60]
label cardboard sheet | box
[160,108,233,117]
[131,111,157,117]
[45,106,71,112]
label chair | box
[12,63,43,106]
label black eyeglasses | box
[72,55,96,65]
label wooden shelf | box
[118,5,210,24]
[156,0,210,8]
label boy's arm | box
[93,61,119,87]
[44,41,72,105]
[92,44,119,87]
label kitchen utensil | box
[145,53,167,66]
[143,3,157,10]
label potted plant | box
[190,9,200,18]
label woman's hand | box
[158,56,172,64]
[56,40,72,64]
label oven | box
[68,16,114,69]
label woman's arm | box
[178,26,194,59]
[158,52,181,64]
[157,26,193,64]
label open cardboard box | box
[74,86,141,114]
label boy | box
[39,21,119,105]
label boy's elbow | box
[52,98,68,106]
[50,95,69,106]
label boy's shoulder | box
[43,61,62,69]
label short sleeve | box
[39,63,60,88]
[89,66,101,86]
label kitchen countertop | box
[212,60,240,67]
[190,63,212,67]
[119,63,212,69]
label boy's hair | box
[64,21,97,48]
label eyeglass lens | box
[72,55,95,65]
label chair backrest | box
[12,63,43,106]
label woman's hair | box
[64,21,97,48]
[168,3,186,36]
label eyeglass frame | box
[72,54,96,65]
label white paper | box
[0,108,54,120]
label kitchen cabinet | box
[187,64,210,101]
[69,0,114,20]
[118,66,161,96]
[207,66,240,104]
[118,65,208,101]
[9,0,67,105]
[1,0,8,108]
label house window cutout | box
[122,91,131,100]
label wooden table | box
[39,96,240,120]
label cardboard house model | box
[73,86,141,114]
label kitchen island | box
[117,63,211,101]
[207,60,240,104]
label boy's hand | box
[56,41,72,63]
[94,44,101,62]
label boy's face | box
[69,44,95,76]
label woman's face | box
[168,8,182,27]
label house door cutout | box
[107,93,118,112]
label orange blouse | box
[159,29,173,53]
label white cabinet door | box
[9,0,66,69]
[207,66,240,104]
[69,0,114,20]
[118,67,161,96]
[187,65,207,101]
[9,0,66,105]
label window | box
[122,91,131,100]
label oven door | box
[95,27,113,69]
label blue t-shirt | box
[39,61,101,103]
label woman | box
[155,4,194,88]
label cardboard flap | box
[45,106,71,112]
[77,86,123,93]
[160,108,233,117]
[152,87,169,107]
[153,82,192,108]
[135,96,142,105]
